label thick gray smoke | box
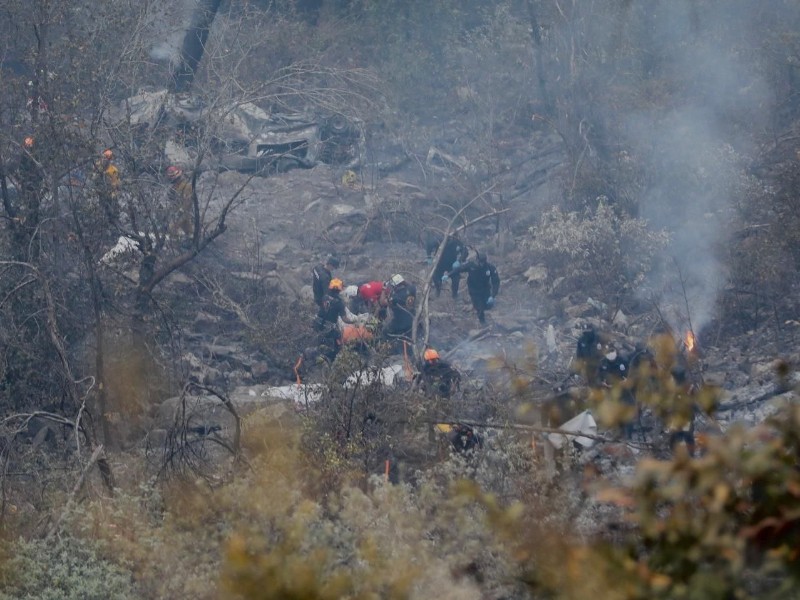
[621,4,771,334]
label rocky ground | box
[135,120,800,492]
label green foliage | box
[482,342,800,599]
[0,535,137,600]
[588,403,800,599]
[527,201,670,309]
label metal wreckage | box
[117,88,364,174]
[113,0,364,175]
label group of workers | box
[311,261,419,359]
[574,326,699,453]
[307,234,502,398]
[426,234,501,325]
[11,137,194,238]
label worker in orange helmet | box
[415,347,461,398]
[314,278,356,361]
[17,135,43,202]
[99,149,120,192]
[166,165,193,236]
[91,148,121,220]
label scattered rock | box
[524,264,548,285]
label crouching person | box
[415,348,461,398]
[450,424,483,454]
[666,366,697,457]
[314,278,354,361]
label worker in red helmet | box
[414,347,461,398]
[166,166,193,236]
[166,165,183,181]
[344,280,386,320]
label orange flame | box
[685,330,696,353]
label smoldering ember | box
[1,2,800,599]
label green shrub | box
[0,535,137,600]
[527,200,670,312]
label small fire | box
[685,330,696,353]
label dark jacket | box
[384,282,417,336]
[312,264,333,307]
[426,236,468,277]
[428,236,469,297]
[450,259,500,299]
[598,352,628,385]
[417,359,461,397]
[316,292,347,327]
[449,424,483,453]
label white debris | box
[262,384,325,409]
[100,235,140,264]
[261,365,405,411]
[344,364,405,389]
[546,324,557,355]
[548,410,597,450]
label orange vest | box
[341,324,373,344]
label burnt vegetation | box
[1,1,800,598]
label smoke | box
[619,3,772,333]
[150,37,182,64]
[147,0,198,66]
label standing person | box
[381,274,417,340]
[444,251,500,325]
[314,278,354,361]
[426,234,468,298]
[312,255,340,308]
[95,149,120,220]
[17,136,42,201]
[166,165,193,236]
[10,136,44,257]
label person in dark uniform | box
[574,326,607,386]
[312,255,340,308]
[449,424,483,453]
[314,277,353,361]
[415,348,461,398]
[381,274,417,341]
[598,347,628,386]
[667,366,697,456]
[346,280,386,320]
[426,234,468,298]
[444,251,500,325]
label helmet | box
[390,274,404,286]
[344,285,358,298]
[102,149,113,160]
[423,348,440,362]
[23,137,34,149]
[329,278,344,291]
[166,166,183,180]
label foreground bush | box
[0,535,137,600]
